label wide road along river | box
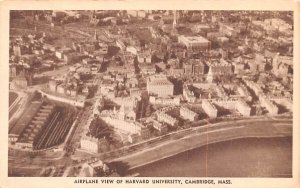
[128,136,292,177]
[114,118,292,177]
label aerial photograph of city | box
[8,10,293,177]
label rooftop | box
[147,75,173,86]
[9,101,43,136]
[179,35,210,43]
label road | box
[34,65,71,78]
[8,116,292,176]
[110,117,292,170]
[8,91,29,127]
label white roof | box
[180,35,210,43]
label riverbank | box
[129,136,292,177]
[110,118,292,174]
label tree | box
[145,104,152,117]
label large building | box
[202,99,218,118]
[183,63,193,75]
[245,80,279,115]
[150,119,168,133]
[147,75,174,97]
[10,72,29,89]
[259,95,279,115]
[101,116,149,137]
[183,59,207,76]
[183,84,196,103]
[272,55,292,76]
[236,99,252,116]
[245,80,263,96]
[208,59,233,75]
[9,101,43,143]
[156,112,178,127]
[212,98,252,117]
[9,102,56,149]
[193,61,206,75]
[178,35,210,51]
[262,18,292,32]
[149,96,180,106]
[219,23,240,37]
[140,64,156,75]
[80,136,106,153]
[237,85,252,102]
[180,107,198,121]
[137,51,152,64]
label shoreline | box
[110,118,292,173]
[127,134,292,171]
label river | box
[128,136,292,177]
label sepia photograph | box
[7,9,294,178]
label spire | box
[207,68,214,83]
[118,104,126,120]
[245,36,249,46]
[94,29,98,40]
[173,10,177,29]
[120,104,125,112]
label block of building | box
[80,136,104,153]
[209,59,233,75]
[259,95,279,115]
[202,99,218,118]
[178,35,210,51]
[151,119,168,133]
[147,75,174,97]
[180,107,198,121]
[156,112,178,126]
[183,85,196,103]
[236,99,251,116]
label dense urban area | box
[8,10,293,177]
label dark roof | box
[9,101,42,136]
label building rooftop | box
[179,35,210,44]
[9,101,43,136]
[147,75,173,86]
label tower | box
[93,29,98,40]
[118,104,126,120]
[206,67,214,83]
[245,36,249,46]
[173,10,177,29]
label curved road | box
[111,117,292,170]
[8,116,292,177]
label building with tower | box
[206,68,214,83]
[173,10,177,29]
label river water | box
[128,137,292,177]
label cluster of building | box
[245,80,280,115]
[80,135,108,154]
[154,106,199,127]
[10,10,293,156]
[76,11,293,154]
